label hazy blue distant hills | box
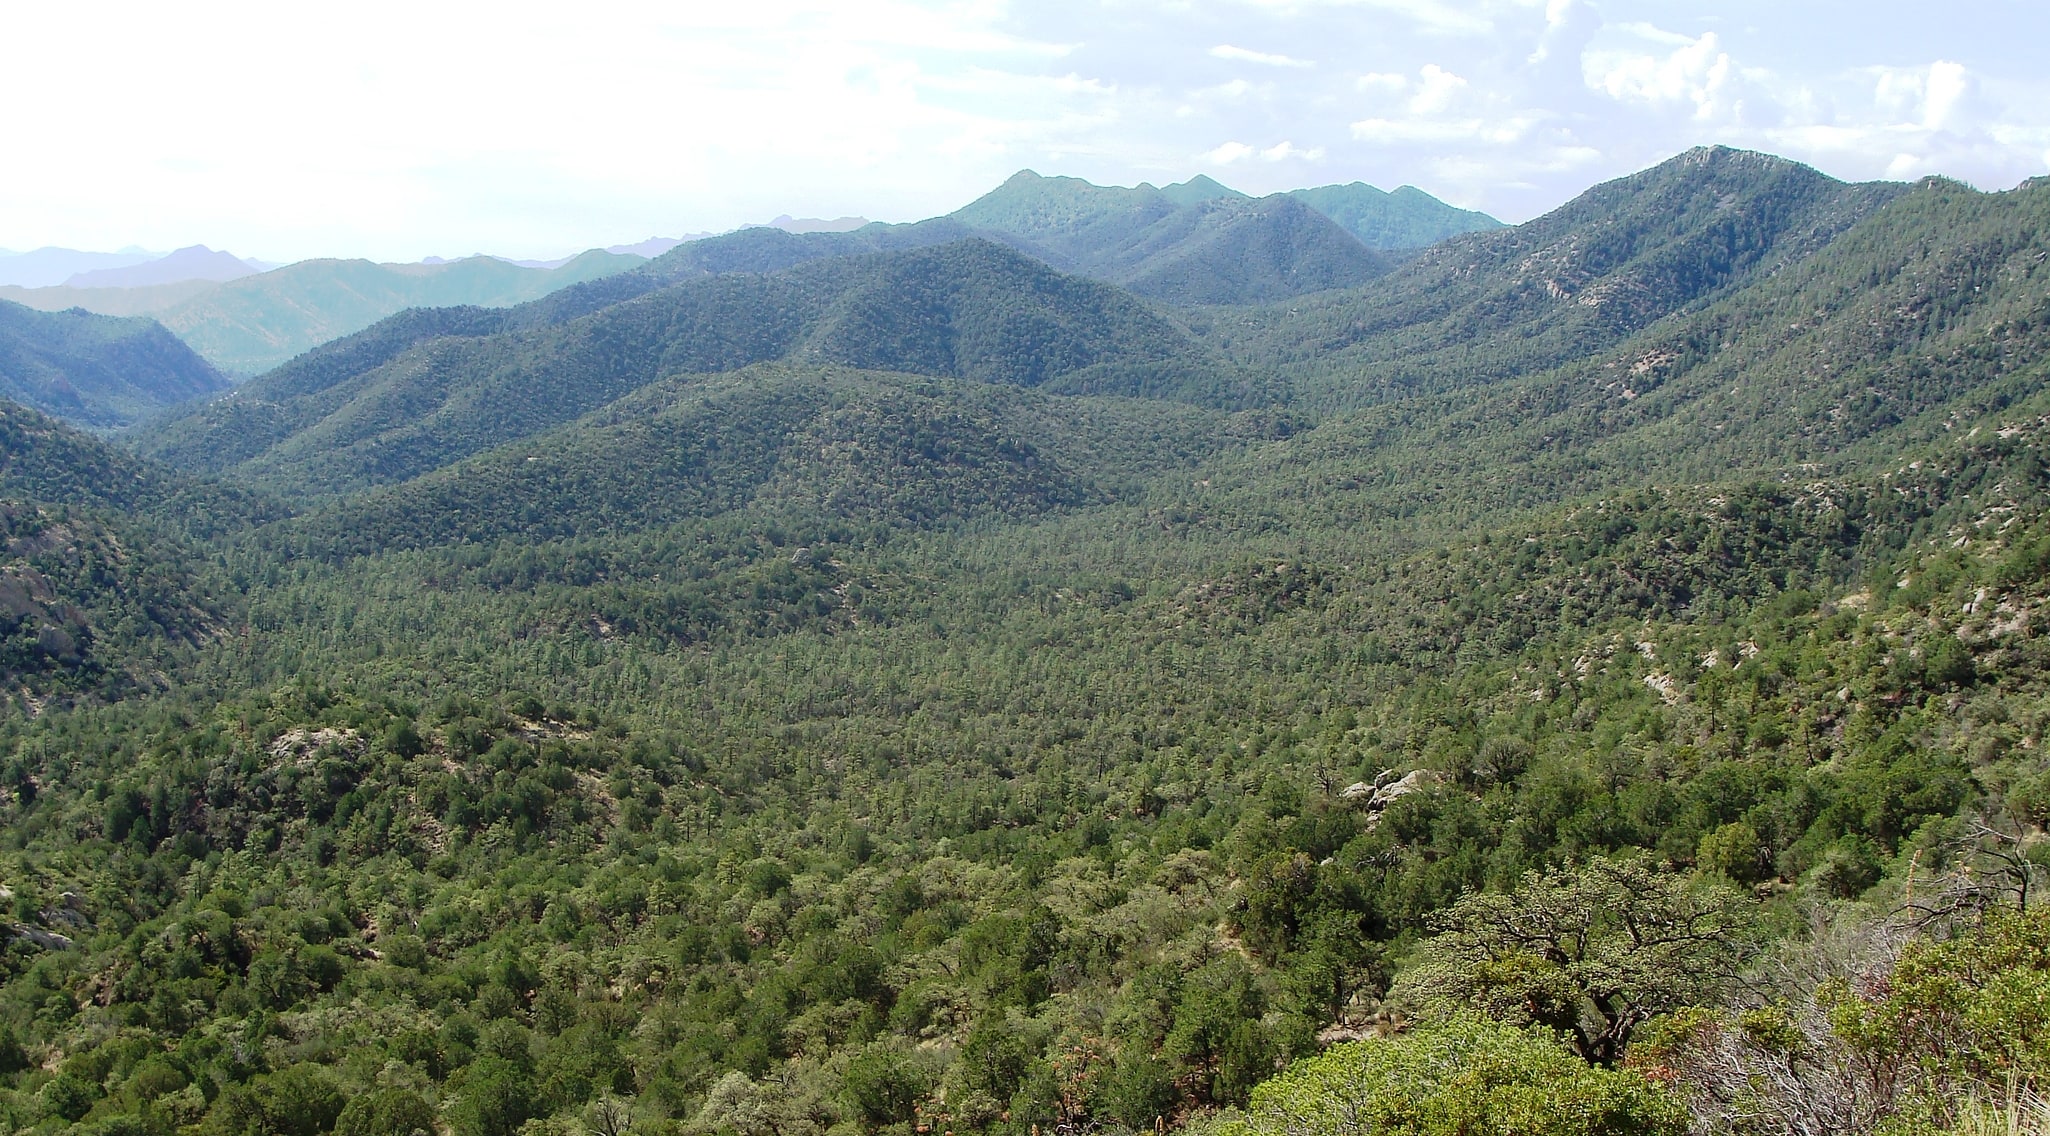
[756,214,874,234]
[1,251,645,375]
[1286,182,1504,248]
[65,245,261,289]
[0,246,160,288]
[0,300,230,429]
[129,239,1231,497]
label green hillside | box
[0,401,278,702]
[3,147,2050,1136]
[1155,174,1247,207]
[263,364,1295,558]
[0,300,230,430]
[1200,146,1907,410]
[1107,196,1390,306]
[0,280,219,318]
[130,240,1232,499]
[950,171,1390,303]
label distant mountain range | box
[1,252,644,375]
[0,176,1491,381]
[0,246,160,289]
[63,245,263,289]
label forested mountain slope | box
[262,364,1295,557]
[510,220,986,330]
[4,147,2050,1136]
[1284,181,1504,249]
[1180,169,2050,545]
[950,171,1392,303]
[0,301,229,430]
[8,378,2050,1136]
[129,241,1233,499]
[1201,146,1907,409]
[0,400,277,702]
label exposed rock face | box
[1340,768,1446,827]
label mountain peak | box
[1159,175,1248,206]
[64,245,261,289]
[1286,182,1503,249]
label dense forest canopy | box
[2,147,2049,1136]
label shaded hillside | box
[0,400,259,699]
[1203,146,1908,409]
[1287,181,1504,248]
[132,240,1232,498]
[0,500,223,703]
[1110,195,1390,305]
[0,300,229,429]
[127,307,519,476]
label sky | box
[3,0,2047,263]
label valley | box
[0,148,2047,1136]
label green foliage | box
[203,1064,345,1136]
[1828,908,2050,1097]
[334,1088,437,1136]
[1393,857,1756,1064]
[1218,1016,1687,1136]
[448,1055,534,1136]
[4,145,2050,1136]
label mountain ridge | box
[130,238,1236,497]
[0,300,231,430]
[5,144,2050,1136]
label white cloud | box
[1923,60,1970,129]
[1585,28,1737,121]
[1408,64,1470,113]
[1211,44,1314,68]
[1223,0,1495,37]
[1261,141,1327,161]
[1,0,2047,252]
[1351,116,1536,145]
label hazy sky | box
[4,0,2046,262]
